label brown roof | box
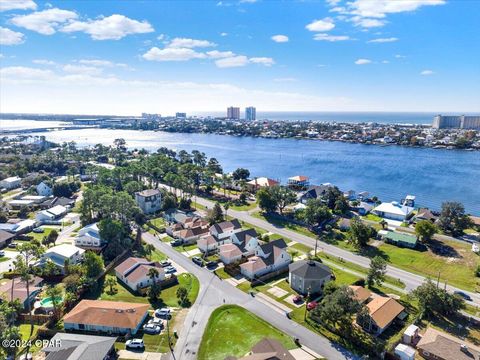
[238,338,295,360]
[417,327,480,360]
[210,219,242,234]
[136,189,160,197]
[289,175,308,181]
[366,296,405,329]
[349,285,372,304]
[0,276,43,303]
[178,226,209,239]
[219,244,243,259]
[115,257,151,275]
[63,300,149,330]
[0,229,15,244]
[197,235,218,247]
[240,256,267,273]
[470,216,480,227]
[125,264,164,283]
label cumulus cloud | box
[348,0,445,19]
[313,33,350,42]
[352,17,385,28]
[271,34,289,43]
[368,37,398,43]
[220,32,228,37]
[250,57,275,66]
[142,47,206,61]
[420,69,434,75]
[60,14,154,40]
[77,59,127,67]
[306,18,335,32]
[11,8,77,35]
[32,59,56,65]
[215,55,249,68]
[63,64,103,75]
[0,0,37,12]
[206,50,236,59]
[355,58,371,65]
[0,27,25,45]
[167,37,216,48]
[0,66,53,80]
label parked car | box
[148,317,164,327]
[143,323,161,334]
[192,257,203,266]
[164,266,176,274]
[306,301,318,311]
[0,250,5,257]
[454,291,472,301]
[32,227,44,233]
[155,308,171,319]
[170,239,182,247]
[206,261,217,269]
[8,243,17,248]
[160,260,171,267]
[125,339,144,350]
[292,295,303,303]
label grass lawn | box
[215,267,232,279]
[198,305,297,360]
[148,249,167,262]
[290,242,313,254]
[18,324,41,354]
[149,217,166,228]
[0,256,9,263]
[192,201,207,211]
[174,243,198,253]
[159,273,200,308]
[251,211,318,239]
[230,201,257,211]
[361,214,383,222]
[26,227,56,242]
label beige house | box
[115,257,165,291]
[240,239,291,280]
[358,296,406,335]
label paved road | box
[179,191,480,306]
[143,232,358,360]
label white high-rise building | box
[432,114,480,130]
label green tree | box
[63,273,81,293]
[47,229,59,247]
[348,217,375,249]
[270,186,296,215]
[104,276,117,295]
[438,202,472,236]
[147,268,160,285]
[412,279,465,318]
[83,251,104,278]
[303,199,333,229]
[232,168,250,181]
[176,286,189,306]
[256,188,277,213]
[366,256,387,288]
[207,203,224,224]
[148,283,161,301]
[99,219,129,259]
[415,220,437,242]
[45,284,63,319]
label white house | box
[394,344,415,360]
[36,181,53,196]
[75,222,103,248]
[372,201,414,221]
[115,257,165,291]
[135,189,162,214]
[0,219,36,235]
[219,243,243,264]
[21,195,47,204]
[176,226,210,245]
[240,239,291,280]
[209,219,242,241]
[36,205,67,223]
[41,244,85,273]
[0,176,21,190]
[231,228,260,257]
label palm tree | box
[148,268,160,286]
[224,202,230,217]
[104,277,117,295]
[45,284,62,320]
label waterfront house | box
[416,327,480,360]
[343,190,356,200]
[135,189,162,214]
[115,257,165,291]
[414,208,438,223]
[358,191,370,201]
[42,333,117,360]
[63,299,149,335]
[36,181,53,196]
[0,276,43,310]
[75,222,103,248]
[246,177,279,191]
[357,296,406,336]
[210,219,242,240]
[36,205,68,223]
[289,260,332,295]
[41,244,85,273]
[373,201,414,222]
[0,176,21,190]
[240,239,291,280]
[379,230,418,248]
[299,184,333,204]
[287,175,309,190]
[355,201,375,216]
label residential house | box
[343,190,356,200]
[246,177,279,191]
[63,300,149,335]
[289,260,332,295]
[287,175,309,189]
[349,285,372,304]
[379,230,418,248]
[8,199,34,209]
[41,244,85,273]
[0,229,15,248]
[416,327,480,360]
[21,195,47,204]
[40,196,75,209]
[225,337,295,360]
[219,243,243,264]
[115,257,165,291]
[0,219,36,235]
[0,276,43,310]
[183,216,209,229]
[299,184,333,205]
[240,239,291,280]
[42,333,117,360]
[210,219,242,241]
[75,222,103,248]
[338,217,351,231]
[166,222,184,237]
[394,344,416,360]
[358,191,370,201]
[469,216,480,230]
[356,201,375,216]
[36,181,53,196]
[176,226,210,245]
[231,229,260,255]
[164,209,191,224]
[135,189,162,214]
[0,176,21,190]
[36,205,68,223]
[197,235,222,253]
[372,201,414,222]
[358,296,406,335]
[415,208,438,223]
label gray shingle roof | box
[43,333,116,360]
[289,260,332,280]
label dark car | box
[192,257,203,266]
[454,291,472,301]
[206,261,217,269]
[170,239,182,247]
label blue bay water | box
[31,127,480,215]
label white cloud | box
[395,54,406,58]
[11,8,77,35]
[167,37,216,48]
[0,66,53,80]
[206,50,236,59]
[0,27,25,45]
[368,37,398,43]
[77,59,127,68]
[355,58,371,65]
[61,14,154,40]
[63,64,103,75]
[348,0,445,19]
[32,59,55,65]
[313,33,350,42]
[352,17,385,28]
[215,55,249,68]
[220,32,228,37]
[271,34,289,43]
[420,69,434,76]
[0,0,37,12]
[250,57,275,66]
[306,18,335,32]
[326,0,341,5]
[142,47,206,61]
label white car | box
[148,317,164,326]
[155,308,171,318]
[143,323,161,334]
[125,338,144,350]
[0,250,5,257]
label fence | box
[137,275,179,296]
[251,266,289,286]
[19,313,54,326]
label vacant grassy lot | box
[26,227,56,242]
[198,305,297,360]
[252,211,318,239]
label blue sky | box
[1,0,479,115]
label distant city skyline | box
[1,0,480,115]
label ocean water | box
[28,127,480,215]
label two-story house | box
[135,189,162,214]
[240,239,291,280]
